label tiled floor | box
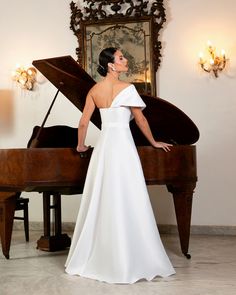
[0,231,236,295]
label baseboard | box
[13,222,236,236]
[158,224,236,236]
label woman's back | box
[90,80,130,109]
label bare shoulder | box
[88,82,103,97]
[114,81,132,93]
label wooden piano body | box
[0,56,199,259]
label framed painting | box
[70,0,166,96]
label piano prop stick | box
[0,56,199,259]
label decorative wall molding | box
[70,0,166,72]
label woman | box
[65,47,175,283]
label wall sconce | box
[12,65,37,90]
[199,41,227,78]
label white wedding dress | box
[65,84,175,284]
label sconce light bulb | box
[221,49,225,57]
[207,40,212,47]
[209,58,214,65]
[19,78,26,85]
[27,67,37,76]
[198,52,204,65]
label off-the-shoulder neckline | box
[99,84,134,110]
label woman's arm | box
[131,107,172,152]
[77,91,95,152]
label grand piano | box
[0,56,199,259]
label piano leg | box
[37,192,71,252]
[167,183,195,259]
[0,192,17,259]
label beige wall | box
[0,0,235,227]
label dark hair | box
[97,47,117,77]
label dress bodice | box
[100,108,131,128]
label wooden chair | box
[14,196,29,242]
[0,192,29,259]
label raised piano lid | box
[32,55,101,129]
[32,55,199,145]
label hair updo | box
[97,47,117,77]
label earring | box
[108,65,116,72]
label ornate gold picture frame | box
[70,0,166,96]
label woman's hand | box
[76,145,90,152]
[152,141,172,152]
